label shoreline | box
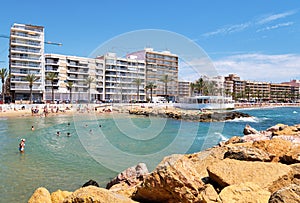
[0,102,299,119]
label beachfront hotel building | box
[44,54,104,102]
[96,53,146,102]
[127,48,179,102]
[178,81,191,98]
[9,23,45,102]
[224,74,299,102]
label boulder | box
[82,179,99,187]
[199,184,221,203]
[218,182,271,203]
[224,145,271,161]
[243,124,260,135]
[269,184,300,203]
[207,159,293,193]
[109,182,139,198]
[28,187,52,203]
[267,124,288,132]
[280,145,300,164]
[291,163,300,185]
[106,163,148,189]
[133,154,205,203]
[224,136,241,145]
[252,139,293,162]
[63,186,138,203]
[51,189,72,203]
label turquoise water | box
[0,107,299,202]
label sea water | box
[0,107,299,202]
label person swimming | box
[56,131,60,136]
[66,132,71,137]
[19,139,25,153]
[31,126,35,131]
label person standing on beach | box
[19,139,25,153]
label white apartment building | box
[9,23,44,102]
[127,48,179,101]
[98,53,146,102]
[44,54,104,102]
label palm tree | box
[0,68,8,103]
[145,82,157,102]
[133,78,142,102]
[245,87,251,101]
[67,81,73,103]
[189,82,196,97]
[194,78,204,95]
[85,76,94,103]
[160,75,172,101]
[46,72,57,103]
[25,74,39,104]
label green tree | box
[133,78,142,102]
[194,78,205,95]
[67,81,73,103]
[46,72,57,103]
[0,68,9,103]
[245,87,251,101]
[145,82,157,102]
[25,74,39,104]
[160,75,172,100]
[85,76,95,103]
[189,82,196,96]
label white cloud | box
[202,22,251,37]
[202,10,297,38]
[214,53,300,82]
[256,22,294,32]
[257,10,297,24]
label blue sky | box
[0,0,299,82]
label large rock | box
[133,154,205,203]
[291,163,300,185]
[207,159,293,193]
[199,184,221,203]
[243,124,260,135]
[224,145,271,162]
[219,182,271,203]
[82,179,99,187]
[280,145,300,164]
[106,163,148,189]
[269,184,300,203]
[51,189,72,203]
[28,187,52,203]
[63,186,138,203]
[252,139,293,162]
[109,182,139,199]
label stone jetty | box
[128,107,251,122]
[28,123,300,202]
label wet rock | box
[28,187,51,203]
[269,184,300,203]
[51,189,72,203]
[82,179,99,187]
[219,182,271,203]
[133,154,205,203]
[63,186,138,203]
[106,163,148,189]
[207,159,293,193]
[224,146,271,162]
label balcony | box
[11,62,40,69]
[11,33,42,42]
[11,40,41,48]
[11,55,41,62]
[11,78,42,83]
[10,69,40,75]
[11,47,41,55]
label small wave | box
[227,116,259,123]
[214,132,229,141]
[293,111,298,114]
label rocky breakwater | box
[129,107,251,122]
[28,123,300,202]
